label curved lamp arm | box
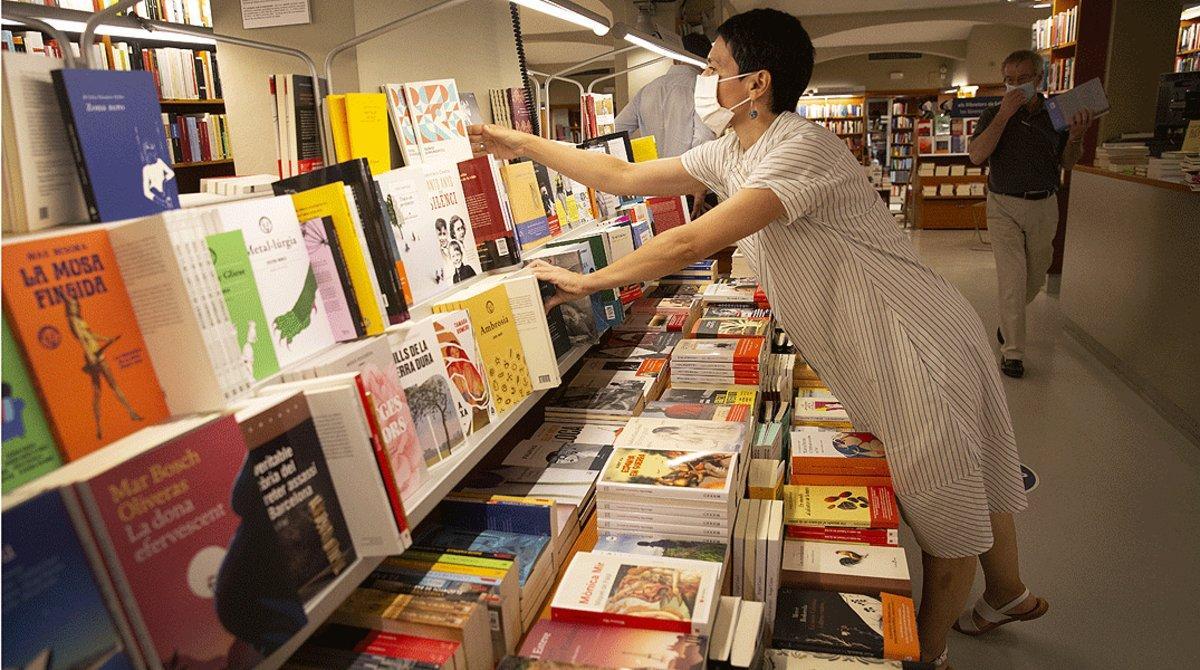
[586,55,667,93]
[16,16,77,68]
[80,0,140,69]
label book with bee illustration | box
[780,540,911,597]
[782,485,899,530]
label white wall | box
[810,53,958,92]
[957,24,1030,86]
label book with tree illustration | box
[389,316,466,466]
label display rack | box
[1033,0,1079,93]
[1178,10,1199,73]
[797,94,869,165]
[912,155,988,229]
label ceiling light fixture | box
[512,0,611,36]
[0,15,215,45]
[613,23,707,68]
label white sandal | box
[953,588,1049,636]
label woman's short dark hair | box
[716,9,814,114]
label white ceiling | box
[813,19,986,47]
[733,0,1007,15]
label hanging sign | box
[241,0,312,29]
[950,96,1002,118]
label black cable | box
[510,2,540,136]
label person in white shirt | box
[471,9,1047,667]
[614,33,716,159]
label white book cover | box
[766,500,784,631]
[598,509,729,532]
[528,421,621,447]
[388,316,466,466]
[614,417,748,454]
[551,551,721,636]
[728,600,764,669]
[743,499,760,599]
[423,161,484,283]
[794,396,851,424]
[208,195,337,368]
[403,79,473,164]
[603,225,635,261]
[375,165,450,305]
[671,338,764,364]
[494,273,560,390]
[596,517,730,540]
[781,540,909,582]
[709,596,742,662]
[593,533,729,565]
[730,501,747,598]
[430,309,496,435]
[258,374,411,555]
[598,446,737,503]
[755,498,771,601]
[382,83,423,166]
[596,498,730,521]
[2,53,89,232]
[344,186,391,322]
[503,440,613,471]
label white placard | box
[241,0,312,29]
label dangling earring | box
[749,99,759,120]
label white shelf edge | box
[257,341,589,670]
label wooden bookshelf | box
[797,95,869,165]
[1178,13,1199,72]
[912,154,988,229]
[171,158,234,169]
[160,98,225,105]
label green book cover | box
[2,315,61,492]
[206,230,280,380]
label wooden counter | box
[1072,164,1195,193]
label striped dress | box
[681,111,1027,558]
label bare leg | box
[975,512,1037,621]
[919,552,976,664]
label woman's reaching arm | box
[530,186,785,308]
[468,124,705,198]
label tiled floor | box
[900,230,1200,668]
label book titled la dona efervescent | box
[0,488,140,670]
[51,68,180,222]
[430,309,495,434]
[1,227,170,461]
[1,314,62,492]
[259,373,413,556]
[551,551,721,636]
[375,164,451,306]
[389,315,467,466]
[232,391,357,602]
[519,620,708,670]
[18,414,308,667]
[281,337,428,501]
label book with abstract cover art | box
[458,155,521,271]
[376,165,449,306]
[771,589,919,662]
[2,489,138,670]
[499,161,551,251]
[430,309,495,435]
[205,230,281,381]
[389,316,466,466]
[236,392,356,602]
[1,229,169,461]
[425,161,485,284]
[599,447,738,502]
[519,620,708,670]
[403,79,473,164]
[1,315,61,492]
[208,196,337,368]
[551,552,720,635]
[73,415,308,667]
[300,215,362,342]
[51,69,179,222]
[433,284,532,415]
[382,83,423,166]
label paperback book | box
[425,161,485,283]
[781,540,911,597]
[389,316,467,465]
[431,309,496,434]
[590,331,683,360]
[599,447,738,502]
[790,428,890,479]
[782,485,900,530]
[500,160,552,250]
[458,155,520,271]
[594,532,729,563]
[1,315,61,492]
[613,417,749,455]
[523,243,603,344]
[771,589,919,662]
[519,620,708,670]
[376,165,451,305]
[299,214,362,341]
[403,79,474,164]
[432,283,532,414]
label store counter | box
[1060,165,1200,445]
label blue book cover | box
[415,526,549,585]
[1,489,137,670]
[52,69,180,222]
[436,497,554,537]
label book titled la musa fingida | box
[51,69,180,222]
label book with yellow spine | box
[345,92,390,175]
[291,182,385,335]
[326,94,351,162]
[433,283,532,414]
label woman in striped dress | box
[471,9,1047,667]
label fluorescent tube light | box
[616,24,707,68]
[0,16,215,45]
[512,0,611,36]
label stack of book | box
[671,338,767,391]
[544,357,668,425]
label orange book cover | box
[881,592,920,662]
[2,230,169,460]
[789,473,894,488]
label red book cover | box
[790,473,894,488]
[197,118,211,162]
[1,230,169,461]
[671,337,763,365]
[309,623,459,663]
[784,525,900,547]
[176,116,190,162]
[457,155,517,270]
[521,620,707,670]
[74,415,307,667]
[789,429,891,478]
[355,376,412,538]
[646,196,688,235]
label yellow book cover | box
[384,556,510,580]
[433,285,531,414]
[345,92,391,175]
[326,94,351,162]
[630,135,659,163]
[782,484,900,529]
[499,161,550,250]
[291,182,386,335]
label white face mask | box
[695,72,754,135]
[1005,81,1037,103]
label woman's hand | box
[468,124,528,160]
[528,260,594,310]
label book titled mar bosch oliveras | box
[51,69,179,222]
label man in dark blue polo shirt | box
[970,50,1094,378]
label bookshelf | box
[796,94,869,165]
[1032,0,1079,93]
[1178,12,1199,73]
[912,155,988,229]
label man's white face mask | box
[695,71,756,134]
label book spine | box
[550,605,693,635]
[356,379,412,542]
[597,482,730,504]
[783,524,899,546]
[50,73,101,222]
